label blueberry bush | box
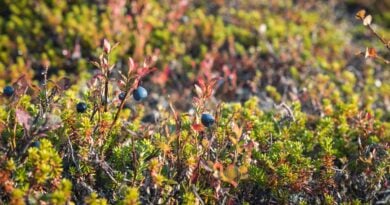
[0,1,389,204]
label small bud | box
[128,57,135,75]
[103,39,111,54]
[194,84,203,98]
[102,57,108,68]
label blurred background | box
[0,0,389,117]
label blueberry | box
[133,86,148,101]
[119,92,126,100]
[201,113,215,127]
[32,141,40,148]
[76,102,87,113]
[3,85,14,97]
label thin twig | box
[191,185,205,205]
[104,70,110,112]
[280,103,296,122]
[104,87,133,156]
[356,51,389,64]
[131,134,137,186]
[68,135,81,171]
[367,25,390,51]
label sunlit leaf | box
[363,15,372,26]
[365,47,377,58]
[355,9,366,20]
[194,84,203,98]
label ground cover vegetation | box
[0,0,389,204]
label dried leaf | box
[91,61,100,68]
[355,9,366,20]
[222,165,239,187]
[213,162,223,171]
[117,70,127,82]
[190,167,199,183]
[365,47,377,58]
[169,102,178,122]
[102,57,108,68]
[201,160,214,172]
[232,123,242,138]
[57,77,71,91]
[143,56,152,68]
[224,164,238,180]
[192,123,204,132]
[128,57,135,76]
[194,84,203,98]
[43,114,63,130]
[15,109,32,132]
[363,15,372,26]
[228,136,238,145]
[13,75,31,96]
[111,42,120,51]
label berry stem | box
[367,24,390,51]
[104,57,110,112]
[104,86,134,156]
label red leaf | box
[365,47,377,58]
[192,123,204,132]
[197,78,206,91]
[152,66,170,86]
[213,162,223,171]
[137,67,155,78]
[190,158,201,183]
[190,170,199,184]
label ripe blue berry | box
[119,92,126,100]
[3,85,14,97]
[76,102,87,113]
[133,86,148,101]
[201,113,215,127]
